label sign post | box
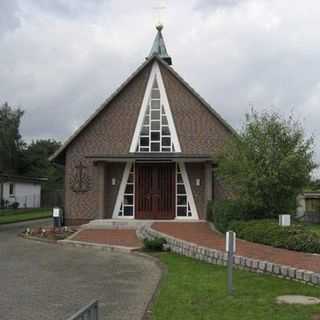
[226,231,236,295]
[53,207,62,228]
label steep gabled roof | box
[50,55,236,164]
[156,57,237,136]
[49,57,153,164]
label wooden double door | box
[135,163,175,219]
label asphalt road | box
[0,219,161,320]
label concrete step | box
[81,219,152,230]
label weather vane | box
[153,0,167,29]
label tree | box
[217,110,317,218]
[21,139,64,191]
[0,102,25,173]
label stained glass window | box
[118,164,135,217]
[176,163,192,217]
[137,79,174,152]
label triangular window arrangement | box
[118,164,135,217]
[137,79,174,152]
[176,163,192,217]
[130,62,181,153]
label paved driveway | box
[0,220,161,320]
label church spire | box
[148,24,172,65]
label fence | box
[0,189,64,210]
[66,300,99,320]
[41,189,64,208]
[1,194,41,209]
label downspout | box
[0,176,4,209]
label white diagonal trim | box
[129,61,181,153]
[112,162,134,219]
[177,162,199,219]
[155,63,181,152]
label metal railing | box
[66,300,99,320]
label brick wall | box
[160,63,232,157]
[186,163,206,219]
[104,163,125,219]
[64,64,152,223]
[63,59,234,223]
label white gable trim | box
[129,61,181,153]
[176,162,199,219]
[112,162,134,219]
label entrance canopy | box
[87,153,214,164]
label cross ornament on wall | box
[70,161,91,193]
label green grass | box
[0,208,51,224]
[152,253,320,320]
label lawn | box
[0,208,51,224]
[152,253,320,320]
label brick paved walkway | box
[73,229,143,248]
[152,222,320,273]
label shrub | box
[143,237,167,251]
[230,219,320,254]
[207,200,244,233]
[217,110,316,219]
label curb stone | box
[139,225,320,287]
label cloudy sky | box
[0,0,319,171]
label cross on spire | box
[153,1,166,28]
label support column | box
[204,162,213,218]
[97,162,106,219]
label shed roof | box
[0,173,47,183]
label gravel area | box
[0,220,161,320]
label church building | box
[51,25,235,225]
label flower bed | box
[21,226,76,242]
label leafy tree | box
[21,139,64,191]
[307,178,320,191]
[217,110,317,218]
[0,102,25,173]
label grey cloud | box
[0,0,319,174]
[26,0,106,19]
[194,0,246,11]
[0,0,20,35]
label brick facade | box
[104,163,125,219]
[64,64,151,224]
[159,63,232,157]
[58,58,233,224]
[185,163,206,219]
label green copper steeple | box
[149,24,172,65]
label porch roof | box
[86,153,215,164]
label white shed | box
[0,174,47,209]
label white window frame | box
[113,161,199,220]
[9,183,15,197]
[129,61,181,153]
[175,162,199,220]
[112,162,135,219]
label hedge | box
[230,219,320,254]
[143,237,167,251]
[207,200,244,233]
